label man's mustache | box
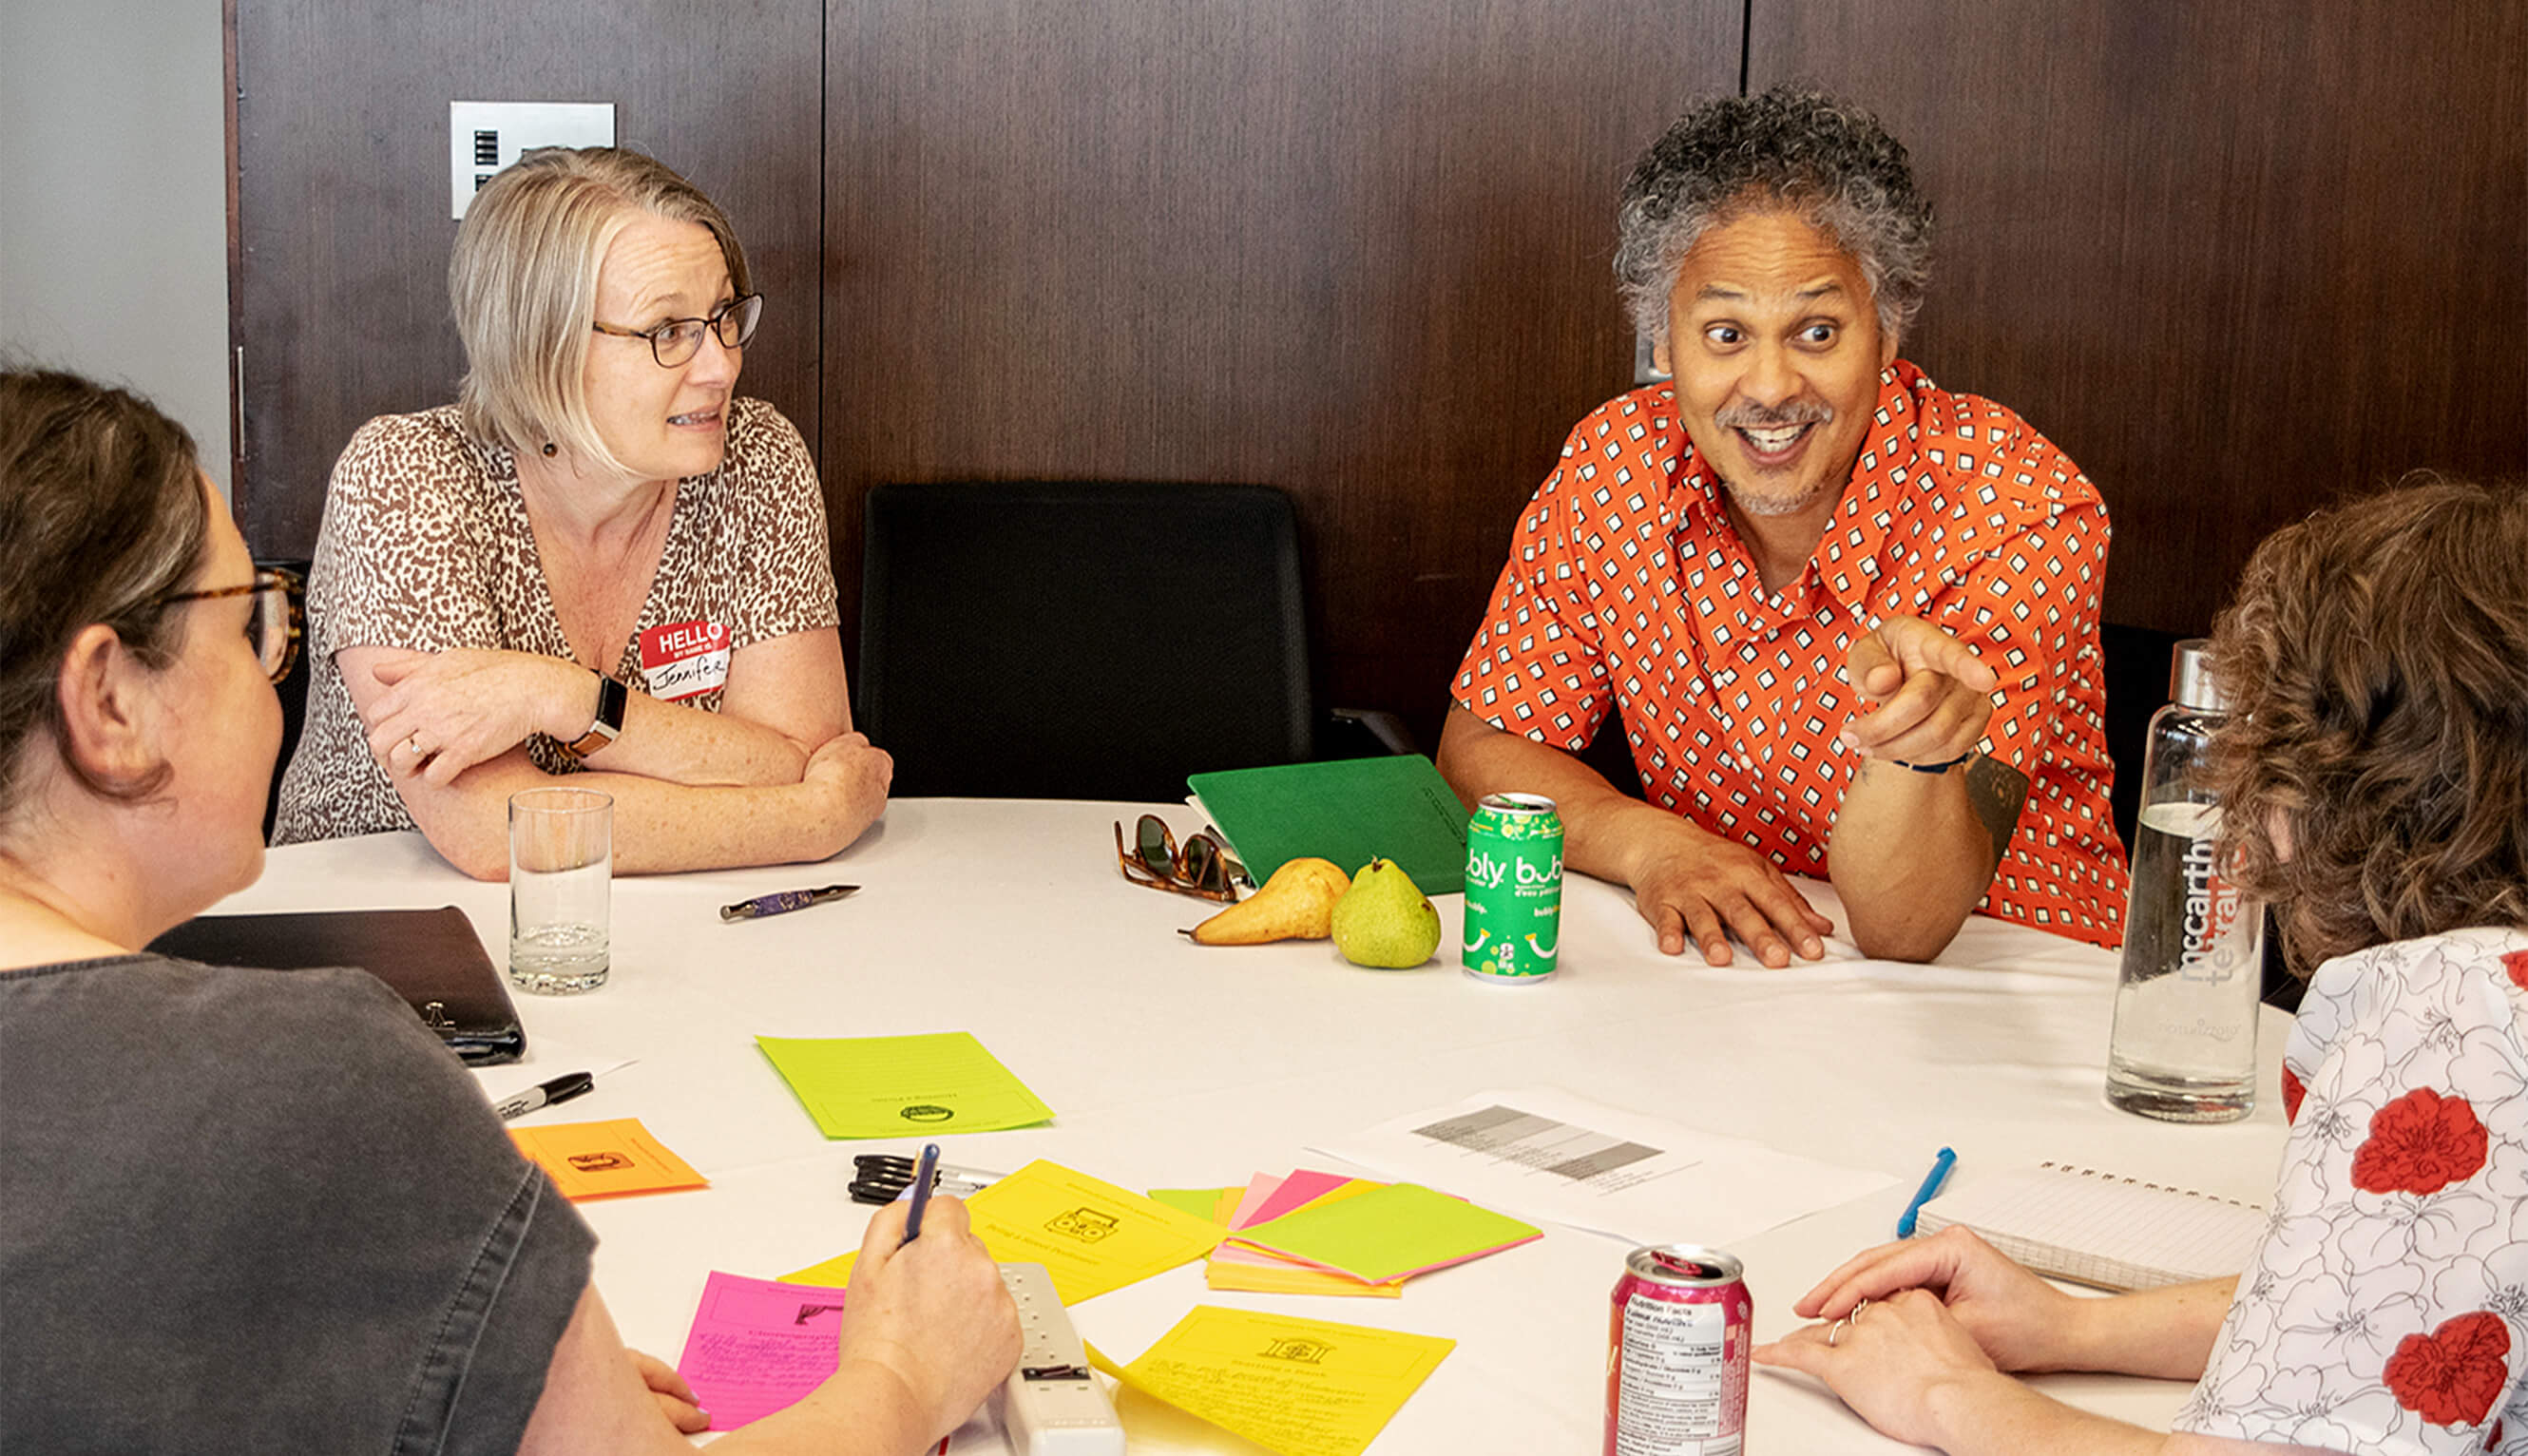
[1714,401,1834,429]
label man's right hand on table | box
[1604,802,1833,967]
[1438,706,1834,969]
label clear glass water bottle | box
[2105,640,2265,1122]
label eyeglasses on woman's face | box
[160,565,304,683]
[589,292,763,368]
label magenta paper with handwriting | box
[675,1271,852,1429]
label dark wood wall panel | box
[822,1,1742,745]
[231,0,822,557]
[1750,0,2528,635]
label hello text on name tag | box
[639,620,732,700]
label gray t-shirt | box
[0,954,595,1452]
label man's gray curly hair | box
[1616,87,1933,347]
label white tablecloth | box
[220,798,2291,1452]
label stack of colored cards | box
[1159,1169,1541,1295]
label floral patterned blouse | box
[2178,928,2528,1454]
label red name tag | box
[639,620,732,701]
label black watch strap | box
[563,672,628,759]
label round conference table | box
[220,797,2292,1452]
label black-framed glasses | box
[161,565,303,683]
[1114,814,1245,903]
[590,292,763,368]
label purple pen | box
[719,885,860,922]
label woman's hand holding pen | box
[834,1197,1022,1447]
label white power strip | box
[996,1262,1124,1456]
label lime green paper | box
[1148,1186,1242,1223]
[1224,1181,1540,1283]
[756,1031,1052,1139]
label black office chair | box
[858,482,1333,802]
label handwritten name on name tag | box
[641,620,732,700]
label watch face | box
[564,675,629,759]
[596,672,630,731]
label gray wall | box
[1,0,232,492]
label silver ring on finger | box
[1849,1296,1871,1322]
[1826,1315,1849,1349]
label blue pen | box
[901,1143,942,1244]
[1895,1146,1957,1237]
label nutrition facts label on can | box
[1617,1298,1738,1456]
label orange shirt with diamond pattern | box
[1453,361,2129,948]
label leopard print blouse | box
[271,398,838,845]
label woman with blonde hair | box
[274,146,886,877]
[1756,478,2528,1454]
[0,368,1017,1451]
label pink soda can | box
[1607,1244,1751,1456]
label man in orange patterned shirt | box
[1441,88,2128,964]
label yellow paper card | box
[1109,1306,1453,1456]
[1203,1261,1404,1298]
[509,1118,707,1200]
[786,1160,1225,1301]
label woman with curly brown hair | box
[1752,478,2528,1455]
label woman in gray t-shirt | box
[0,369,1018,1454]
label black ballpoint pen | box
[494,1070,595,1121]
[720,884,860,922]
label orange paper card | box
[510,1117,708,1200]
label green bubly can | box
[1463,793,1564,984]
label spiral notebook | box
[1911,1161,2269,1293]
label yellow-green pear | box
[1331,858,1442,967]
[1189,857,1351,944]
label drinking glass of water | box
[508,787,612,994]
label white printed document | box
[1311,1087,1894,1248]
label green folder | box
[1188,755,1471,895]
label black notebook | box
[148,906,527,1065]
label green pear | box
[1331,858,1442,968]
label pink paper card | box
[1226,1172,1286,1227]
[1212,1171,1396,1283]
[1244,1168,1357,1225]
[675,1270,852,1429]
[1214,1173,1323,1270]
[1207,1173,1295,1269]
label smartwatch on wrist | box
[562,672,628,760]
